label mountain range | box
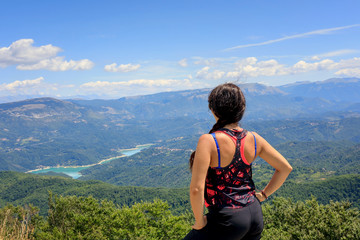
[68,78,360,121]
[0,77,359,172]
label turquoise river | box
[28,144,152,179]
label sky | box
[0,0,360,100]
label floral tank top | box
[205,128,256,210]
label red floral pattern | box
[205,128,256,209]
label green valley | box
[0,79,360,239]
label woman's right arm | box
[189,134,212,229]
[254,132,293,201]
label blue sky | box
[0,0,360,100]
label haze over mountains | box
[69,77,360,121]
[0,77,359,173]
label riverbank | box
[26,144,153,178]
[26,156,125,173]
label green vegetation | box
[1,194,359,240]
[1,83,360,239]
[80,147,192,188]
[0,204,39,240]
[274,141,360,174]
[80,136,360,191]
[2,94,360,173]
[0,171,190,216]
[1,88,360,238]
[270,174,360,209]
[0,117,158,171]
[2,171,360,216]
[37,194,192,239]
[244,117,360,145]
[261,197,360,240]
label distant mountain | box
[0,97,83,120]
[69,78,360,122]
[242,82,286,95]
[0,95,46,104]
[1,78,360,172]
[0,97,209,171]
[279,78,360,102]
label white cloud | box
[196,66,225,80]
[290,59,335,74]
[311,56,321,61]
[104,63,141,72]
[0,39,94,71]
[0,39,61,67]
[225,57,360,79]
[335,68,360,77]
[226,58,287,78]
[224,24,360,51]
[333,57,360,69]
[178,58,188,67]
[234,57,258,66]
[82,79,188,88]
[17,57,94,71]
[0,77,75,97]
[311,49,359,60]
[193,57,219,66]
[289,58,360,76]
[0,77,44,92]
[333,58,360,77]
[80,78,206,97]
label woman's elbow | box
[277,164,292,174]
[284,164,293,174]
[190,185,204,196]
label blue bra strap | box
[250,132,257,160]
[211,133,221,168]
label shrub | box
[34,193,191,239]
[262,197,360,240]
[0,204,40,240]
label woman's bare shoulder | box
[197,134,214,146]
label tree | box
[262,197,360,240]
[35,193,192,240]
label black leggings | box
[183,199,263,240]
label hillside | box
[80,146,192,187]
[1,77,359,172]
[0,171,190,215]
[79,139,360,188]
[79,117,360,187]
[70,79,360,121]
[279,78,360,102]
[1,171,359,218]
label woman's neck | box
[223,122,240,130]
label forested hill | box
[79,117,360,186]
[1,78,360,172]
[0,171,190,215]
[1,171,359,217]
[1,78,360,239]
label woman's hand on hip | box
[255,192,266,202]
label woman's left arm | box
[189,134,212,230]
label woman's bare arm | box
[254,132,293,201]
[189,134,212,229]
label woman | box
[183,83,292,240]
